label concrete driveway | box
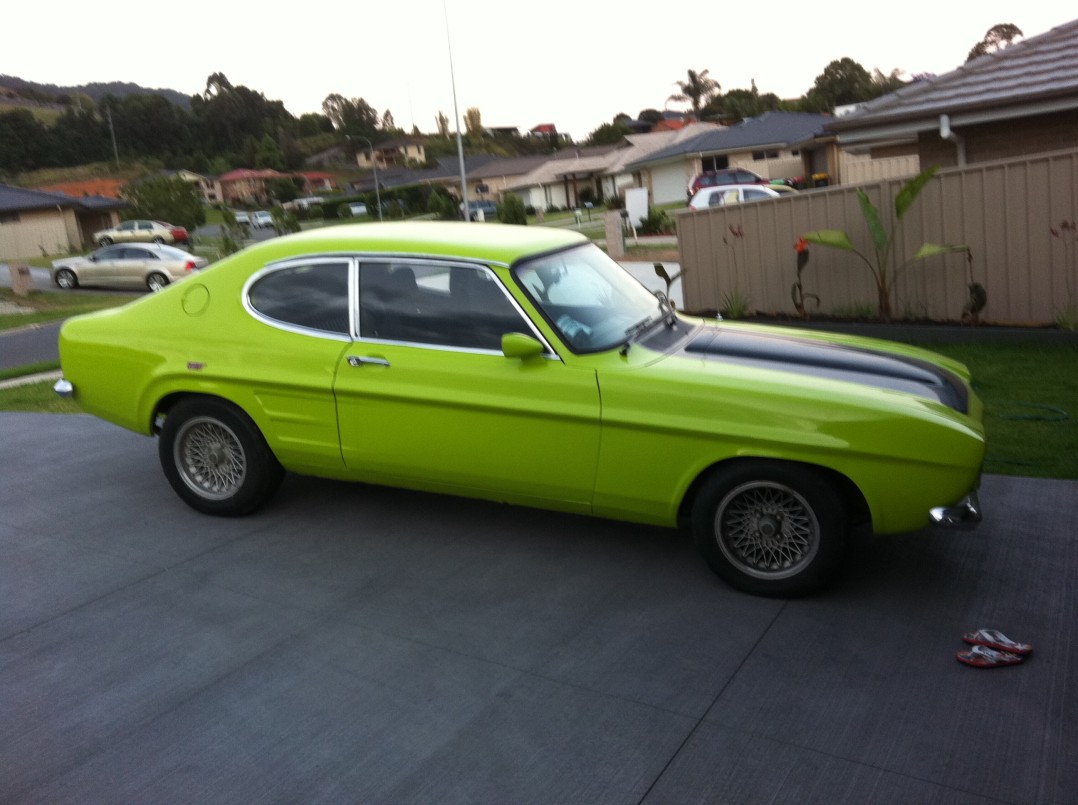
[2,412,1076,803]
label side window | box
[359,262,530,351]
[119,221,136,231]
[248,262,350,335]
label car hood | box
[667,323,969,413]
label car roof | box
[250,221,589,266]
[695,184,780,197]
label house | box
[825,18,1078,169]
[626,112,829,203]
[355,138,426,170]
[298,172,339,194]
[0,184,125,260]
[161,169,220,205]
[216,169,290,206]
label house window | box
[0,212,18,224]
[752,151,765,160]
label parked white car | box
[688,184,789,211]
[251,211,274,229]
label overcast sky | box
[7,1,1068,140]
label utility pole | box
[444,0,469,220]
[106,107,120,169]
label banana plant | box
[803,167,972,321]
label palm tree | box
[668,69,720,121]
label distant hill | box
[0,75,191,110]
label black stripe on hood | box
[684,328,968,413]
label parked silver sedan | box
[51,243,208,292]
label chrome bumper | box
[54,378,74,398]
[930,491,982,529]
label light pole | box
[358,136,383,222]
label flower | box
[794,238,809,253]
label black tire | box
[691,460,848,597]
[55,268,78,289]
[147,272,169,292]
[152,236,165,244]
[99,236,113,246]
[159,397,284,516]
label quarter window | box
[248,262,351,335]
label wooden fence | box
[676,147,1078,325]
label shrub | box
[637,207,672,235]
[497,195,528,225]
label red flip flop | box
[956,644,1025,668]
[962,629,1032,656]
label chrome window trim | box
[242,257,354,343]
[354,257,561,359]
[245,252,561,358]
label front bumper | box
[930,491,982,529]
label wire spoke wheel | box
[174,416,247,501]
[716,481,819,579]
[692,461,847,596]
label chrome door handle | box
[348,355,390,367]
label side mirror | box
[501,332,545,360]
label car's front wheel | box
[146,272,169,292]
[692,461,848,597]
[159,397,284,516]
[54,268,78,289]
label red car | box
[687,169,769,200]
[156,221,190,245]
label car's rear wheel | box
[159,397,283,516]
[98,237,112,246]
[692,461,848,597]
[55,268,78,289]
[152,236,165,244]
[147,272,169,292]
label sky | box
[6,1,1069,140]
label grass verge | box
[0,287,132,331]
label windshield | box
[514,243,665,353]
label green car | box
[55,222,985,596]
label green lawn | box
[0,287,133,331]
[921,341,1078,480]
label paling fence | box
[676,147,1078,325]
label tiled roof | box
[36,178,127,199]
[828,18,1078,135]
[627,113,831,168]
[0,183,125,213]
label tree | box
[254,133,284,170]
[637,108,663,124]
[667,69,720,120]
[803,58,876,112]
[436,111,450,138]
[321,94,380,139]
[381,109,395,132]
[967,23,1023,61]
[586,120,631,146]
[121,175,205,231]
[464,107,483,138]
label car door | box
[115,245,156,286]
[334,260,602,510]
[113,221,138,243]
[85,245,129,286]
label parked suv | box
[687,168,769,200]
